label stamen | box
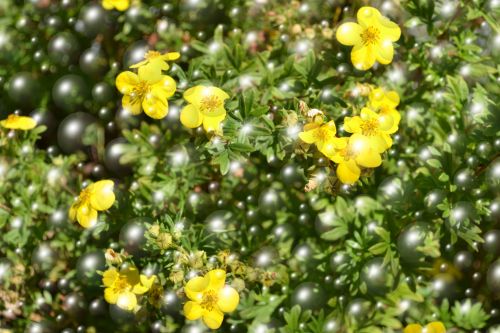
[361,27,380,45]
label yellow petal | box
[426,322,446,333]
[122,95,142,115]
[113,0,130,11]
[404,324,423,333]
[343,116,362,134]
[164,52,180,61]
[386,91,400,106]
[116,71,139,95]
[142,94,168,119]
[138,63,163,84]
[76,204,98,228]
[103,268,119,287]
[360,107,378,120]
[378,16,401,42]
[101,0,114,10]
[183,86,203,105]
[129,59,148,69]
[382,108,401,128]
[116,291,137,311]
[355,149,382,168]
[104,288,119,304]
[369,135,390,153]
[183,301,203,320]
[206,269,226,290]
[217,286,239,313]
[89,180,115,211]
[140,275,156,289]
[180,104,203,128]
[357,6,382,28]
[121,267,141,286]
[202,112,226,133]
[184,276,208,302]
[377,113,395,132]
[298,127,319,144]
[133,275,156,294]
[375,40,394,65]
[320,137,346,158]
[151,75,177,99]
[202,309,224,330]
[337,160,361,185]
[69,203,78,221]
[351,44,375,70]
[336,22,363,46]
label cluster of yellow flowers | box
[69,180,115,228]
[299,86,400,184]
[298,6,402,185]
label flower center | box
[360,119,379,136]
[145,50,161,60]
[200,95,222,114]
[114,276,130,292]
[313,127,331,143]
[338,146,356,161]
[7,114,18,122]
[361,26,380,45]
[79,188,92,203]
[131,81,151,103]
[200,290,218,311]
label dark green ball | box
[57,112,96,154]
[397,223,430,264]
[291,282,326,311]
[48,32,80,66]
[76,251,106,286]
[52,74,89,112]
[487,259,500,296]
[77,3,112,38]
[361,257,389,295]
[92,82,115,105]
[79,47,108,77]
[7,72,41,108]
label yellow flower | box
[69,180,115,228]
[404,322,446,333]
[102,267,156,311]
[183,269,239,330]
[130,51,180,83]
[101,0,130,11]
[328,134,382,184]
[0,114,36,130]
[369,87,401,125]
[336,6,401,70]
[298,120,344,157]
[343,107,398,153]
[115,70,176,119]
[180,86,230,133]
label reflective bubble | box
[30,108,57,140]
[204,210,234,233]
[347,298,370,322]
[291,282,326,311]
[487,158,500,193]
[161,290,182,315]
[77,3,111,38]
[119,218,149,256]
[76,251,106,286]
[105,138,132,176]
[272,223,295,242]
[48,32,80,66]
[8,72,41,108]
[57,112,97,154]
[361,257,389,295]
[280,163,305,188]
[63,292,87,317]
[397,223,430,264]
[109,304,135,324]
[378,176,405,206]
[453,251,473,270]
[123,41,149,68]
[89,298,107,316]
[432,273,457,299]
[258,188,282,217]
[449,201,476,224]
[52,74,90,112]
[25,321,56,333]
[484,230,500,255]
[79,46,108,77]
[253,246,278,268]
[32,243,57,272]
[453,168,475,190]
[92,82,115,105]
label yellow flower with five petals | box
[298,120,344,157]
[180,86,230,133]
[115,70,176,119]
[328,134,382,184]
[102,267,156,311]
[69,180,115,228]
[183,269,239,329]
[336,6,401,70]
[130,51,180,83]
[369,87,401,125]
[343,107,397,153]
[404,321,446,333]
[1,114,37,130]
[101,0,129,11]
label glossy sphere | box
[52,74,89,112]
[7,72,41,108]
[57,112,96,154]
[48,32,80,66]
[291,282,327,311]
